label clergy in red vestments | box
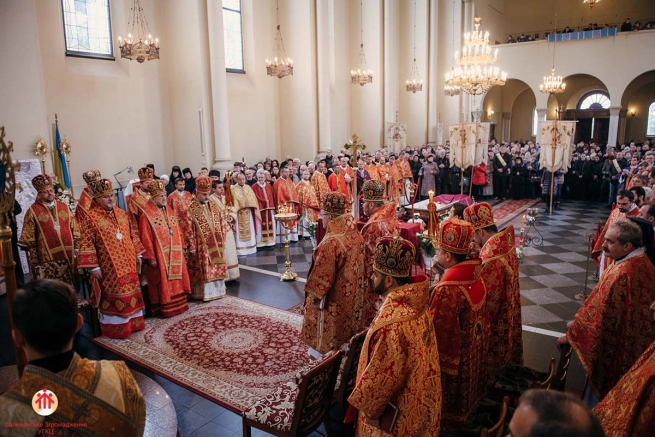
[360,180,399,325]
[464,202,523,373]
[594,338,655,437]
[76,169,102,221]
[429,218,489,429]
[560,219,655,401]
[168,177,194,222]
[138,180,190,317]
[348,236,442,437]
[273,166,300,244]
[252,171,276,248]
[18,174,79,284]
[310,160,330,205]
[591,190,639,276]
[125,166,153,223]
[296,169,320,238]
[78,178,146,338]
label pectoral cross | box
[344,133,367,217]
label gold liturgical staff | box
[274,204,299,281]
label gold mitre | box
[82,169,102,186]
[373,236,415,278]
[362,180,385,202]
[32,174,53,193]
[195,176,212,194]
[138,166,154,182]
[88,178,113,198]
[147,179,167,197]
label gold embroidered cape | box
[230,184,261,242]
[348,275,442,437]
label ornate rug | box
[493,199,541,228]
[93,296,311,413]
[287,302,304,315]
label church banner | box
[448,122,490,168]
[539,120,576,172]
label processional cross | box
[344,133,367,217]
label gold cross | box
[344,133,366,168]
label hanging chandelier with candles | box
[406,0,423,93]
[445,17,507,96]
[540,14,566,95]
[265,0,293,79]
[444,0,460,96]
[351,0,373,86]
[583,0,601,8]
[117,0,159,63]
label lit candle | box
[428,190,434,204]
[522,214,525,229]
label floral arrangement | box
[416,233,436,258]
[306,221,318,239]
[53,182,77,214]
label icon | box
[32,388,58,416]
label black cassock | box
[510,164,527,199]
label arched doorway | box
[620,70,655,144]
[482,78,536,143]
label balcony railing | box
[548,27,617,42]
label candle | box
[522,214,525,229]
[428,190,434,204]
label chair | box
[480,396,510,437]
[77,270,100,337]
[554,343,573,391]
[491,357,556,402]
[448,396,511,437]
[242,350,342,437]
[334,330,367,410]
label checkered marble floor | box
[238,241,316,277]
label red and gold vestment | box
[75,187,93,221]
[429,258,489,429]
[138,201,190,318]
[0,353,146,436]
[479,225,523,372]
[365,164,381,182]
[18,200,79,282]
[167,190,193,222]
[273,176,300,207]
[180,198,227,299]
[328,172,351,199]
[296,179,320,223]
[125,187,149,222]
[568,250,655,399]
[348,275,442,437]
[252,181,276,247]
[360,202,400,324]
[594,340,655,437]
[398,159,413,179]
[78,202,145,338]
[300,214,366,353]
[310,171,330,204]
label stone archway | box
[620,70,655,144]
[482,78,536,143]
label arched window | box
[648,102,655,137]
[578,92,611,110]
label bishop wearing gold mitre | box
[18,174,79,284]
[463,202,523,374]
[138,179,191,317]
[429,218,489,430]
[180,176,227,301]
[300,191,366,357]
[78,178,146,338]
[125,166,154,222]
[76,169,102,221]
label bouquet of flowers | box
[306,221,318,239]
[53,182,77,214]
[416,233,436,258]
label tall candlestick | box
[522,214,525,229]
[428,190,434,204]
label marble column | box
[607,106,621,148]
[427,0,439,142]
[535,108,547,144]
[384,0,400,146]
[206,0,232,171]
[501,112,512,143]
[316,0,331,153]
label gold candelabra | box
[33,137,49,175]
[274,203,299,281]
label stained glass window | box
[61,0,113,58]
[647,102,655,137]
[578,93,611,110]
[223,0,244,72]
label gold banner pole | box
[0,127,27,376]
[61,138,74,198]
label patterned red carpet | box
[492,198,541,228]
[94,296,311,413]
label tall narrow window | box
[647,102,655,137]
[223,0,244,72]
[532,108,539,137]
[61,0,113,59]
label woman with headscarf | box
[182,168,196,193]
[166,166,182,195]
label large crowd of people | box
[2,136,655,435]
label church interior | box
[1,0,655,436]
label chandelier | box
[406,0,422,93]
[444,0,460,97]
[117,0,159,63]
[351,1,373,86]
[540,68,566,94]
[540,14,566,95]
[445,17,507,96]
[583,0,601,8]
[265,0,293,79]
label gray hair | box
[610,219,643,248]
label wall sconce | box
[487,110,495,117]
[630,109,636,117]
